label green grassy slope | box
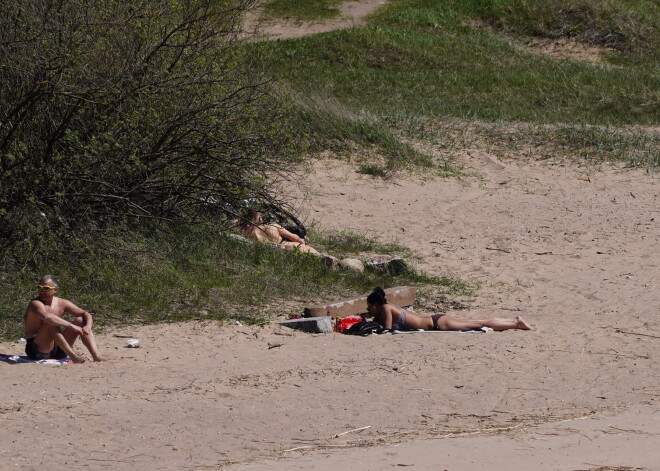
[257,0,659,169]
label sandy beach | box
[1,149,658,470]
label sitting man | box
[24,275,107,363]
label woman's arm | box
[380,305,393,330]
[277,226,305,244]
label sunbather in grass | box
[239,210,320,254]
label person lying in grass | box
[239,210,320,254]
[24,275,108,363]
[366,287,532,332]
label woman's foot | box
[515,316,532,330]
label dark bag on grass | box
[283,224,306,240]
[343,320,381,336]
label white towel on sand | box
[381,326,493,335]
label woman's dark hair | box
[367,287,387,305]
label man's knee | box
[71,317,85,327]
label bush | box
[0,0,303,254]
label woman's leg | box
[281,241,320,254]
[437,315,531,331]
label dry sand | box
[1,3,659,470]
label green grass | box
[0,225,468,340]
[307,229,411,257]
[477,0,659,65]
[412,119,660,168]
[263,26,658,125]
[357,164,388,177]
[476,122,660,168]
[288,89,437,173]
[256,0,659,170]
[371,0,659,66]
[263,0,343,22]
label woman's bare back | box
[243,223,283,244]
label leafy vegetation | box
[0,0,302,253]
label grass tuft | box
[357,164,388,178]
[308,229,411,257]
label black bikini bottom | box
[431,313,445,330]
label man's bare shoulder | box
[59,297,87,315]
[25,298,46,323]
[26,297,44,310]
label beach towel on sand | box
[0,353,72,365]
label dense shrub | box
[0,0,302,254]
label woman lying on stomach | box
[366,287,532,331]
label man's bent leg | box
[66,317,107,361]
[80,331,107,361]
[25,336,53,360]
[28,325,85,362]
[26,325,56,359]
[52,327,87,363]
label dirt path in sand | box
[245,0,388,40]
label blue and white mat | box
[0,353,72,365]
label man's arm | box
[29,301,84,335]
[62,299,93,334]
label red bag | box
[334,316,363,333]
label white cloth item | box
[378,326,493,335]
